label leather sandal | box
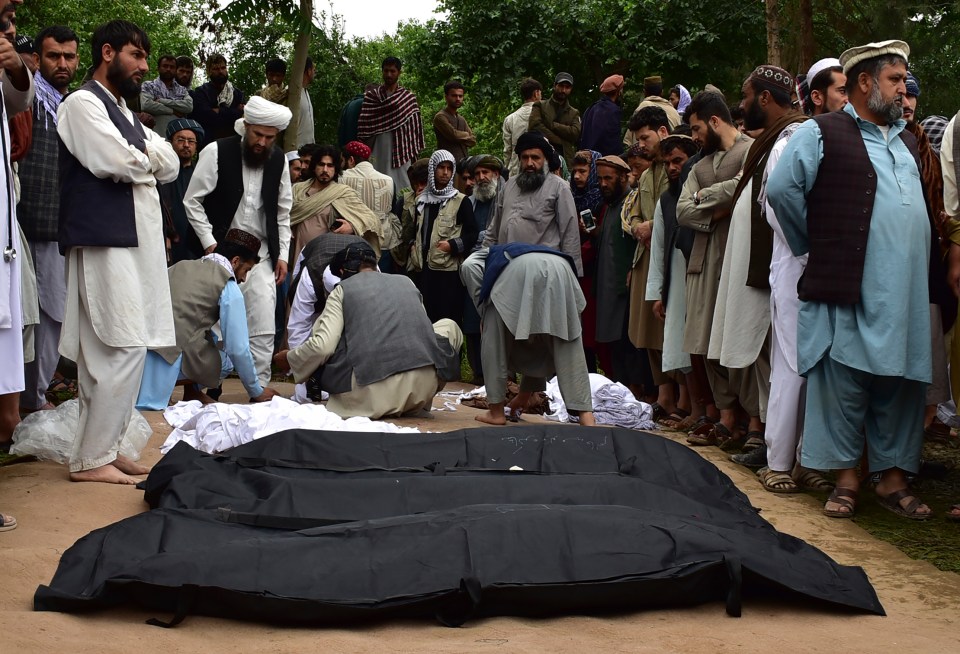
[877,488,932,521]
[823,487,858,518]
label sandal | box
[658,408,691,430]
[823,487,858,518]
[876,488,932,521]
[47,375,77,393]
[758,466,802,494]
[924,418,953,443]
[0,512,17,532]
[717,424,747,452]
[688,422,739,447]
[792,466,834,491]
[741,431,765,452]
[650,403,669,423]
[504,406,523,423]
[731,444,767,469]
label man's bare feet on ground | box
[70,463,141,484]
[113,454,150,476]
[183,384,216,405]
[476,404,507,425]
[578,411,596,426]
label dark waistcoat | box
[199,135,284,268]
[320,273,447,394]
[799,111,920,304]
[58,81,146,254]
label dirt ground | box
[3,380,960,653]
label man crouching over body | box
[273,242,462,419]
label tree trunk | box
[799,0,814,74]
[284,0,313,152]
[765,0,781,67]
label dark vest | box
[320,273,454,394]
[155,259,232,388]
[800,111,921,304]
[199,135,284,268]
[289,233,367,313]
[58,81,146,254]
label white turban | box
[234,95,293,136]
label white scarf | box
[217,81,235,108]
[416,149,458,212]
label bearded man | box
[767,40,933,520]
[160,117,204,263]
[140,53,193,137]
[184,96,293,388]
[57,20,179,483]
[191,53,246,146]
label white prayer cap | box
[233,95,293,136]
[806,58,841,83]
[285,150,301,162]
[839,40,909,75]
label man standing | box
[57,20,179,483]
[296,56,316,148]
[17,25,77,415]
[160,117,203,263]
[708,65,807,480]
[580,74,623,156]
[191,53,246,146]
[804,58,846,116]
[140,53,193,137]
[433,80,475,162]
[356,56,424,195]
[184,96,293,388]
[676,91,753,448]
[624,75,682,147]
[767,40,932,520]
[529,72,581,167]
[175,55,193,89]
[258,58,287,104]
[502,77,541,176]
[275,241,463,419]
[340,139,397,270]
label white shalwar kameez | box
[184,142,293,387]
[57,83,179,472]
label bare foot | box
[113,455,151,476]
[183,384,216,405]
[578,411,596,427]
[475,408,507,425]
[70,464,141,484]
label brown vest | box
[799,111,920,304]
[156,259,232,387]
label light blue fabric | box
[135,281,263,410]
[766,103,932,383]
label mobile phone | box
[580,209,596,232]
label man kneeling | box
[274,242,462,419]
[137,229,280,408]
[471,248,595,426]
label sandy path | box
[2,380,958,653]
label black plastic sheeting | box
[35,425,884,626]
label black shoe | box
[730,444,767,469]
[205,385,222,401]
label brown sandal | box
[877,488,932,521]
[823,487,858,518]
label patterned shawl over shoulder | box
[356,85,424,169]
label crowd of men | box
[0,3,957,532]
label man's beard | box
[867,82,903,124]
[743,100,766,131]
[516,169,546,192]
[241,137,271,168]
[473,179,498,202]
[210,72,228,86]
[701,124,722,156]
[107,58,142,99]
[600,180,624,201]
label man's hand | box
[137,112,156,128]
[652,300,666,322]
[275,259,288,285]
[251,387,279,403]
[333,221,354,235]
[436,240,452,253]
[949,242,960,298]
[273,350,290,371]
[632,221,652,245]
[0,36,24,77]
[204,244,217,255]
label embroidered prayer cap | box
[595,155,630,173]
[554,72,574,85]
[515,130,553,157]
[748,65,794,94]
[600,74,624,94]
[473,154,503,173]
[839,39,909,74]
[344,140,372,160]
[330,241,378,279]
[285,150,301,162]
[223,228,262,259]
[625,142,644,158]
[233,95,293,136]
[166,117,205,142]
[906,72,921,97]
[806,57,841,84]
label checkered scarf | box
[33,71,63,127]
[356,85,424,169]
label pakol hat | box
[839,39,909,74]
[600,74,624,94]
[595,155,630,173]
[166,117,205,142]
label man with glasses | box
[161,118,204,262]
